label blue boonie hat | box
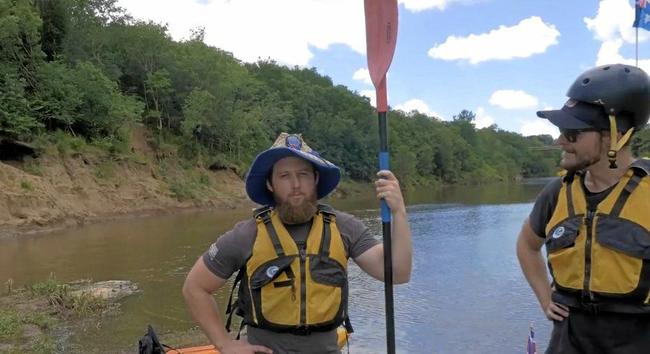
[245,133,341,206]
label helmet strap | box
[607,115,635,169]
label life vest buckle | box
[582,302,600,315]
[254,206,273,223]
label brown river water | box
[1,180,552,353]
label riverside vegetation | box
[2,0,650,234]
[0,275,119,353]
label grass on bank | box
[0,275,111,353]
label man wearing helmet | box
[517,64,650,353]
[183,133,413,354]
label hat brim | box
[536,109,595,130]
[245,147,341,206]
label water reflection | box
[0,181,551,353]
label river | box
[0,179,553,353]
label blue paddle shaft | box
[378,111,391,223]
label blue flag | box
[634,0,650,31]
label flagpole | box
[637,26,639,67]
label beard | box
[559,139,603,172]
[560,151,601,172]
[274,194,318,224]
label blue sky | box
[117,0,650,137]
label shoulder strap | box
[253,205,273,219]
[565,176,576,217]
[253,206,285,256]
[317,205,335,257]
[610,173,644,217]
[317,203,335,216]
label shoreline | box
[0,198,254,240]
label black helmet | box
[567,64,650,130]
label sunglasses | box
[559,128,600,143]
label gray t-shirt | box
[202,209,380,354]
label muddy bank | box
[0,126,378,238]
[0,126,257,238]
[0,156,252,238]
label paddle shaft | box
[379,109,395,354]
[363,1,398,351]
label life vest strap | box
[255,206,285,256]
[319,213,332,257]
[343,314,354,334]
[317,204,336,257]
[225,268,244,332]
[566,177,576,217]
[553,291,650,314]
[610,174,643,217]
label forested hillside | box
[2,0,648,188]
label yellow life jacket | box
[229,204,351,335]
[545,159,650,313]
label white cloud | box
[394,98,439,117]
[584,0,650,73]
[594,40,650,74]
[428,16,560,64]
[474,107,494,129]
[489,90,539,110]
[520,119,559,138]
[116,0,366,66]
[353,68,373,85]
[583,0,646,44]
[360,90,377,107]
[398,0,461,12]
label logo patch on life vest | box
[208,243,219,260]
[266,265,280,278]
[552,226,565,239]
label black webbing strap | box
[225,268,243,331]
[319,211,333,257]
[566,178,576,217]
[610,173,643,217]
[235,319,244,340]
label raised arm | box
[354,170,412,284]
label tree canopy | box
[5,0,647,185]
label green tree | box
[0,69,41,139]
[35,0,69,61]
[72,61,142,138]
[0,0,44,139]
[145,69,173,131]
[32,60,82,132]
[631,127,650,158]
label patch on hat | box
[565,99,578,108]
[271,133,313,153]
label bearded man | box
[183,133,412,354]
[517,64,650,354]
